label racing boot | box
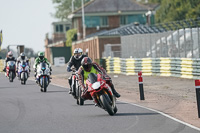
[110,84,120,98]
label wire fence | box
[103,18,200,58]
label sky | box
[0,0,58,53]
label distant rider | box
[3,51,16,72]
[34,52,52,81]
[66,48,87,94]
[77,57,121,100]
[16,52,30,77]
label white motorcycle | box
[35,62,51,92]
[17,61,29,85]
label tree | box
[0,48,7,59]
[150,0,200,23]
[52,0,90,20]
[24,48,35,58]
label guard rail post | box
[138,71,145,100]
[195,80,200,118]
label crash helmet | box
[38,52,44,60]
[81,57,92,72]
[7,51,13,58]
[73,48,83,60]
[20,52,25,60]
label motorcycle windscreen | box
[87,73,97,84]
[22,61,26,67]
[40,62,46,70]
[8,61,16,70]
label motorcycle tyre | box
[9,71,13,82]
[100,94,115,116]
[21,72,26,85]
[78,86,84,105]
[43,77,47,92]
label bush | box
[66,29,77,47]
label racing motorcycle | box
[70,68,84,105]
[36,62,51,92]
[18,61,29,85]
[85,73,118,115]
[6,61,16,82]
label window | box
[120,16,127,25]
[59,25,63,32]
[56,25,59,32]
[55,24,64,33]
[100,16,108,27]
[85,16,100,28]
[66,26,70,31]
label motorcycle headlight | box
[92,82,101,90]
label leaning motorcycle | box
[70,68,84,105]
[6,61,16,82]
[18,61,29,85]
[86,73,117,115]
[36,62,51,92]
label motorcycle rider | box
[3,51,16,72]
[34,52,52,82]
[16,52,30,78]
[66,48,87,94]
[77,57,120,100]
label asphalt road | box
[0,73,199,133]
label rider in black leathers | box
[3,51,16,72]
[66,48,87,94]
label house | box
[45,21,72,64]
[68,0,159,60]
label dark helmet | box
[38,52,44,60]
[20,52,25,60]
[81,57,92,72]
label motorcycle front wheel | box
[100,94,115,116]
[9,71,13,82]
[77,86,84,105]
[43,76,47,92]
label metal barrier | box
[105,57,200,79]
[0,60,4,72]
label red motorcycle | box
[6,61,16,82]
[86,73,118,115]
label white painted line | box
[119,100,200,131]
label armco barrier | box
[105,58,200,79]
[0,60,4,72]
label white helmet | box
[20,52,25,60]
[8,51,13,58]
[73,48,83,60]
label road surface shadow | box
[0,86,13,89]
[115,112,159,116]
[116,102,128,105]
[45,90,67,93]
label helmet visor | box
[83,64,92,71]
[39,56,44,60]
[21,56,25,60]
[74,53,82,59]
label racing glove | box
[67,66,72,72]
